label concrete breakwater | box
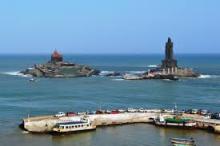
[20,110,220,134]
[20,38,200,79]
[21,112,157,133]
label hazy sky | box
[0,0,219,54]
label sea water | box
[0,54,220,146]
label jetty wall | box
[23,113,158,133]
[22,112,220,134]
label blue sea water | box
[0,54,220,146]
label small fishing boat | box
[52,117,96,133]
[154,114,196,128]
[170,138,196,146]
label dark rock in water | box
[124,37,200,80]
[104,72,121,77]
[123,73,178,80]
[160,38,200,78]
[154,74,179,80]
[20,50,100,78]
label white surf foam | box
[2,71,32,77]
[162,79,172,81]
[99,71,115,76]
[126,71,146,74]
[147,64,158,68]
[198,74,220,79]
[112,78,124,81]
[22,131,29,134]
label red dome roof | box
[52,50,62,58]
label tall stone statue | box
[161,37,177,68]
[165,37,173,60]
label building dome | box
[51,50,63,62]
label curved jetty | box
[21,112,156,133]
[21,50,100,78]
[20,108,220,134]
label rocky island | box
[21,50,100,78]
[123,37,200,80]
[21,38,200,80]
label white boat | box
[105,110,111,114]
[127,108,138,112]
[145,109,161,113]
[170,138,196,146]
[55,112,66,117]
[118,109,126,113]
[52,118,96,133]
[138,108,150,113]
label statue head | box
[161,37,178,68]
[165,37,173,60]
[166,37,173,49]
[167,37,171,43]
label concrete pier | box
[22,112,157,133]
[21,111,220,134]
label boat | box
[55,112,66,117]
[127,108,138,112]
[118,109,126,113]
[52,117,96,133]
[170,138,196,146]
[154,114,196,128]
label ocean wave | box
[1,71,32,77]
[22,131,29,134]
[162,79,172,81]
[147,64,158,68]
[100,70,146,75]
[126,71,146,74]
[112,78,124,81]
[99,71,115,76]
[198,74,220,79]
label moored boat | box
[154,115,196,128]
[52,117,96,133]
[170,138,196,146]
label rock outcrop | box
[20,50,100,78]
[123,38,200,80]
[159,37,199,77]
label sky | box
[0,0,219,54]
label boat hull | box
[51,127,96,135]
[170,138,196,146]
[155,121,196,128]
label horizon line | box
[0,52,220,55]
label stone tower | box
[161,37,177,69]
